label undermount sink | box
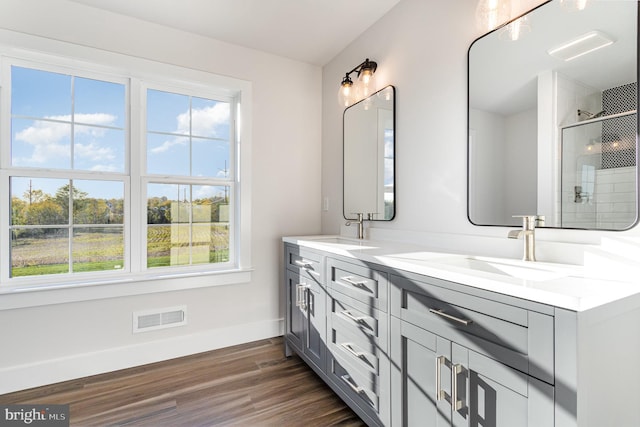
[385,252,580,282]
[304,237,377,250]
[434,256,579,282]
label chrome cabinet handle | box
[300,285,309,311]
[429,308,473,326]
[436,355,446,402]
[340,374,364,394]
[340,276,367,288]
[451,363,463,411]
[341,310,366,324]
[294,259,313,267]
[296,284,310,310]
[341,342,365,359]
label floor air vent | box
[133,306,187,333]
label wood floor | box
[0,337,366,426]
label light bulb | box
[357,68,376,100]
[338,76,354,108]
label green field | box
[11,225,229,277]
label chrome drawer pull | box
[341,310,366,324]
[429,308,473,326]
[296,284,310,309]
[451,363,463,411]
[340,374,364,394]
[340,276,367,288]
[294,259,313,268]
[341,342,365,359]
[436,355,446,401]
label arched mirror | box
[468,0,638,230]
[344,85,395,221]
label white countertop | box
[283,235,640,312]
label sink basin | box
[434,256,579,282]
[304,237,377,250]
[384,251,579,282]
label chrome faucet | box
[508,215,544,262]
[345,213,366,239]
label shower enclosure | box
[561,85,637,230]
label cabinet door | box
[391,317,453,427]
[451,344,554,427]
[303,279,326,370]
[285,270,305,354]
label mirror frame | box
[467,0,640,230]
[343,85,396,222]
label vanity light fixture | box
[338,58,377,108]
[547,30,614,62]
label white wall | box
[322,0,640,256]
[0,0,321,393]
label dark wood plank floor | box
[0,337,366,426]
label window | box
[144,89,233,269]
[1,56,243,289]
[9,65,127,279]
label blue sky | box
[10,66,231,201]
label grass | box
[11,227,229,277]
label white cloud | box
[13,113,119,168]
[151,103,230,155]
[176,103,230,137]
[150,137,188,154]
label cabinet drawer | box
[328,356,380,415]
[390,274,554,384]
[328,258,388,311]
[329,293,383,341]
[330,328,379,375]
[328,293,387,376]
[285,245,324,284]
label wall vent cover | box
[133,306,187,333]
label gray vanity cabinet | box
[326,257,391,427]
[284,245,327,373]
[389,273,555,427]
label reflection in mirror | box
[468,0,638,230]
[344,85,395,221]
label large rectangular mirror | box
[344,85,395,221]
[468,0,638,229]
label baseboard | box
[0,318,285,395]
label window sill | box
[0,268,253,311]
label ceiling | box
[67,0,403,66]
[470,0,636,115]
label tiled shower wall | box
[561,82,637,229]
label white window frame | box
[140,81,237,274]
[0,35,252,309]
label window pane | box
[11,228,69,277]
[74,126,125,172]
[11,66,71,118]
[11,177,70,225]
[74,77,126,128]
[147,89,189,134]
[147,134,190,175]
[192,138,230,178]
[147,183,187,268]
[191,97,230,139]
[12,118,71,168]
[72,180,124,225]
[72,227,124,272]
[193,185,230,264]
